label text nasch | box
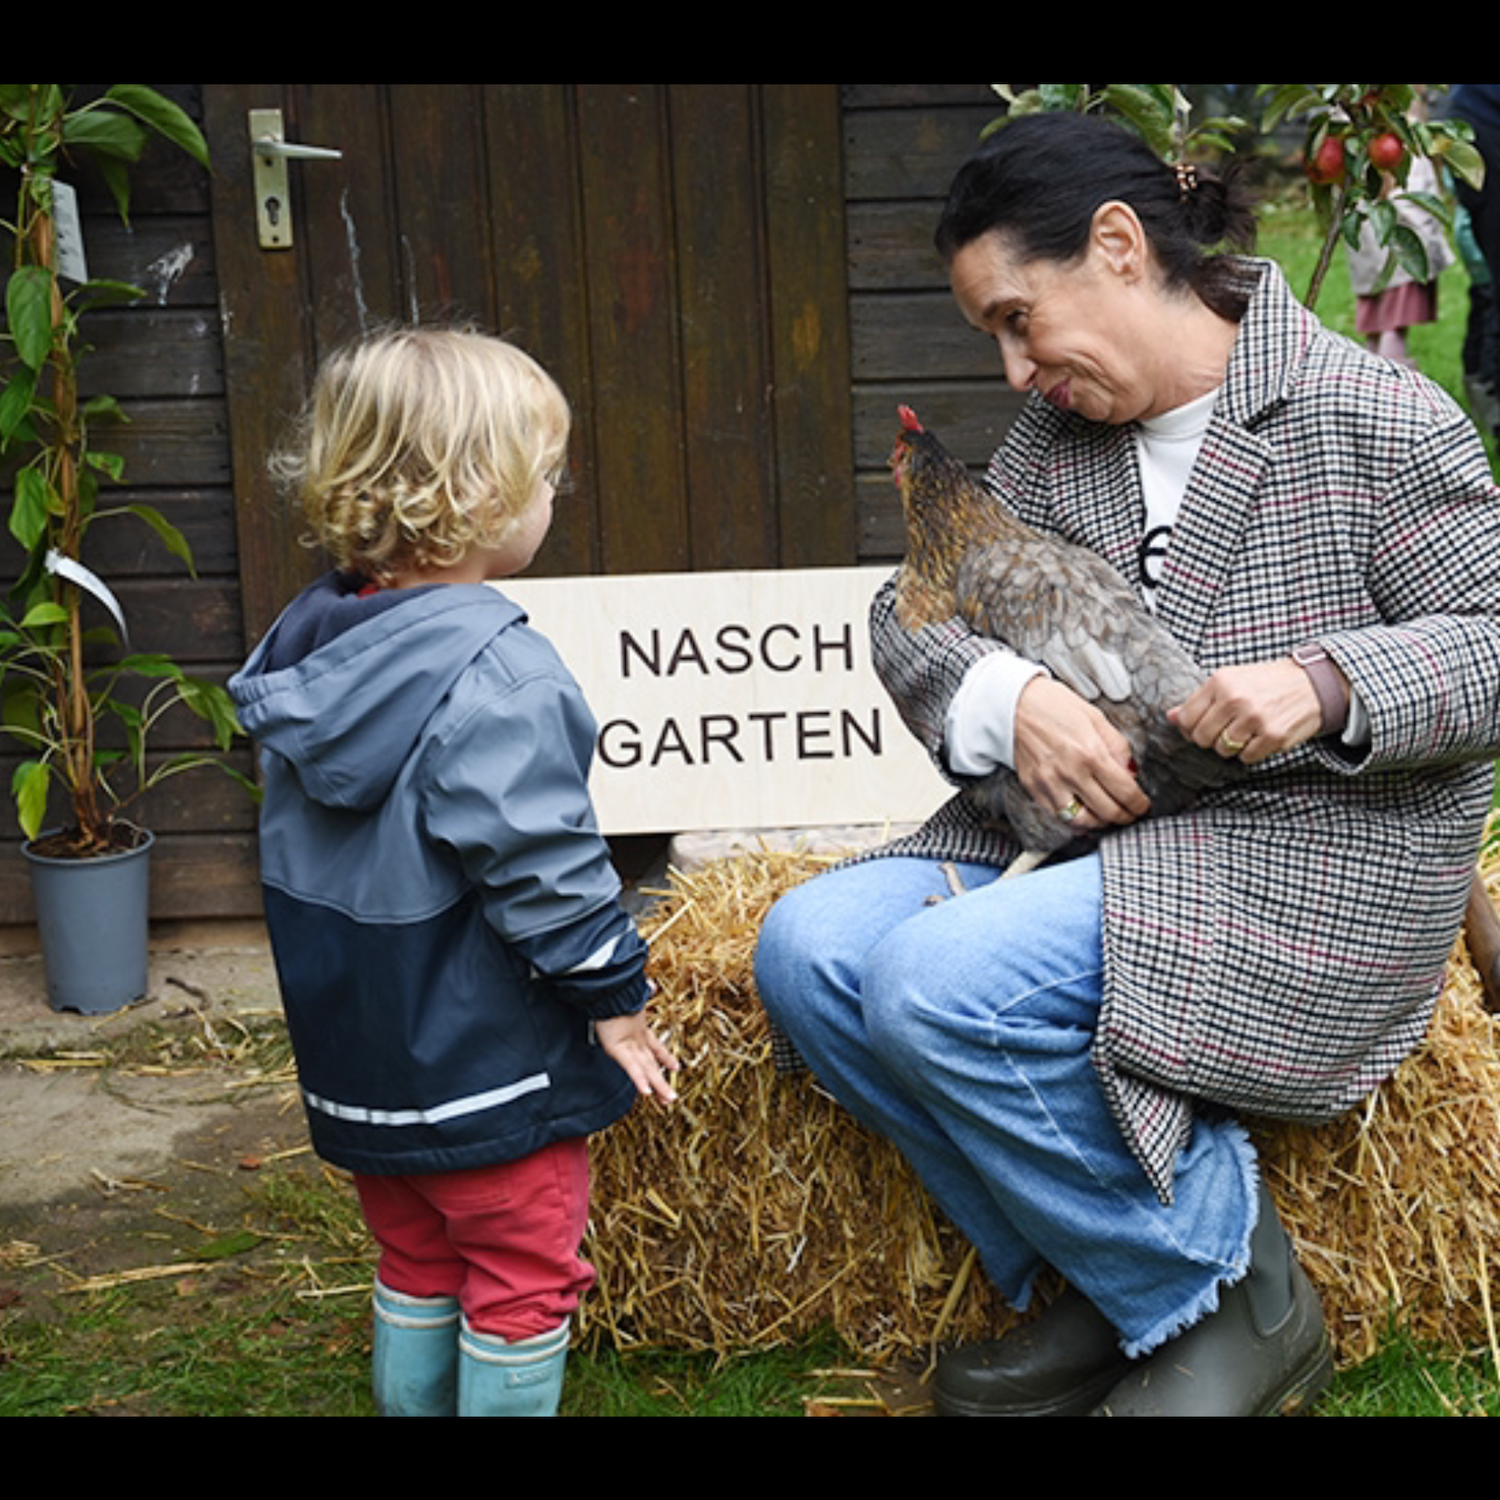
[599,619,885,770]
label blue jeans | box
[753,853,1258,1357]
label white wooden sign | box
[499,567,950,835]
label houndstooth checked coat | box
[866,258,1500,1202]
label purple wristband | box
[1292,643,1348,735]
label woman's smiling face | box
[948,206,1171,426]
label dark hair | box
[935,112,1259,321]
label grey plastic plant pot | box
[22,827,154,1015]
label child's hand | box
[596,1012,681,1106]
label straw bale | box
[1252,909,1500,1363]
[581,843,1500,1369]
[580,847,1017,1362]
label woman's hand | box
[596,1011,681,1106]
[1169,658,1330,765]
[1014,675,1151,831]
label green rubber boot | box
[1094,1186,1333,1417]
[933,1286,1133,1416]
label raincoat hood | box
[230,573,525,813]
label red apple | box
[1369,132,1406,172]
[1307,134,1347,186]
[1302,135,1350,186]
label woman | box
[754,112,1500,1417]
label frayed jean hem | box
[1115,1126,1260,1359]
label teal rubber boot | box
[371,1279,460,1417]
[457,1317,569,1417]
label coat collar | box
[1153,258,1316,655]
[1214,257,1318,428]
[1037,258,1319,655]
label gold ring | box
[1218,732,1247,756]
[1059,797,1084,823]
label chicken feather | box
[889,405,1244,875]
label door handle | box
[249,108,343,250]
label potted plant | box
[1,84,252,1013]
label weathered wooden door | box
[202,84,855,648]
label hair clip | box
[1174,161,1200,202]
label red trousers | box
[353,1138,594,1343]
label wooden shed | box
[2,83,1023,929]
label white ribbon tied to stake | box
[45,549,130,646]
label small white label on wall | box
[51,181,89,284]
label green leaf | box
[93,155,133,223]
[1039,84,1087,114]
[1388,223,1431,285]
[1,678,42,737]
[0,85,36,122]
[82,393,130,423]
[1370,197,1398,247]
[11,760,50,842]
[1399,189,1453,233]
[124,503,196,575]
[1437,137,1486,193]
[5,265,55,371]
[1101,84,1177,158]
[0,366,36,443]
[19,601,68,630]
[178,679,243,750]
[68,278,147,313]
[192,1229,264,1261]
[85,449,127,484]
[103,85,210,170]
[116,652,184,680]
[61,107,148,163]
[9,467,51,550]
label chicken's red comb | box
[898,405,924,433]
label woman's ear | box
[1091,200,1147,280]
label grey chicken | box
[889,405,1244,875]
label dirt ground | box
[0,829,860,1228]
[0,927,316,1284]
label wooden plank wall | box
[206,82,857,651]
[843,84,1027,562]
[0,85,260,925]
[2,83,1028,928]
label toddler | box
[230,328,678,1416]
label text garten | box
[596,620,889,771]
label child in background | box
[1347,148,1454,369]
[1347,90,1453,369]
[230,328,679,1417]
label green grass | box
[0,1157,851,1417]
[3,1088,1497,1418]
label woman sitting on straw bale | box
[754,112,1500,1418]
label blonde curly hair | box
[275,326,570,583]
